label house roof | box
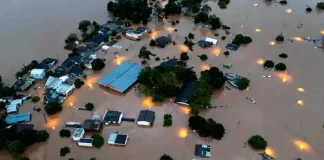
[82,119,102,131]
[6,104,17,113]
[205,37,218,44]
[72,128,84,138]
[64,42,77,50]
[226,43,239,51]
[78,138,93,143]
[45,76,63,89]
[5,112,31,124]
[174,80,198,105]
[137,110,155,123]
[55,83,74,95]
[98,62,143,93]
[108,133,128,145]
[160,58,179,67]
[195,144,211,158]
[39,58,57,70]
[156,36,171,46]
[103,110,123,124]
[15,124,34,133]
[30,69,45,75]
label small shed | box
[195,144,211,158]
[103,110,123,125]
[108,133,129,145]
[137,110,155,126]
[72,128,85,141]
[30,69,46,79]
[156,36,171,48]
[78,138,93,147]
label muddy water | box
[1,0,324,160]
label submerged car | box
[198,40,213,48]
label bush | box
[104,36,109,42]
[238,77,250,90]
[171,21,176,25]
[188,33,195,39]
[163,114,172,127]
[91,134,104,148]
[31,96,40,103]
[176,20,179,23]
[8,140,25,156]
[45,102,62,115]
[188,116,225,139]
[149,40,156,46]
[155,57,160,61]
[223,51,230,56]
[36,130,49,142]
[263,60,274,68]
[279,0,287,5]
[306,7,312,12]
[221,36,226,40]
[160,154,173,160]
[189,115,206,130]
[67,33,79,43]
[60,147,70,157]
[214,33,219,36]
[232,34,253,45]
[200,54,208,61]
[91,59,105,71]
[116,35,122,40]
[180,52,190,61]
[141,60,147,65]
[248,135,267,150]
[317,2,324,9]
[60,129,71,138]
[276,34,284,42]
[218,1,227,9]
[275,63,286,71]
[74,78,85,88]
[85,103,94,111]
[172,41,177,45]
[279,53,288,58]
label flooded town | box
[0,0,324,160]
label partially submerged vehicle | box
[223,62,232,68]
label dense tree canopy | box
[60,129,71,138]
[91,59,105,71]
[160,154,173,160]
[91,134,104,148]
[8,140,25,156]
[180,52,190,61]
[78,20,92,33]
[66,33,79,43]
[209,15,222,30]
[181,0,202,12]
[263,60,274,68]
[238,77,250,90]
[153,0,163,20]
[164,1,182,15]
[17,129,37,147]
[60,147,70,157]
[16,60,39,78]
[279,53,288,58]
[138,46,156,60]
[275,63,286,71]
[74,78,85,88]
[248,135,267,150]
[276,34,284,42]
[188,116,225,139]
[112,0,152,24]
[316,2,324,9]
[194,12,209,24]
[232,34,252,46]
[45,102,62,115]
[107,1,115,12]
[201,4,212,13]
[36,130,49,142]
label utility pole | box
[43,113,47,123]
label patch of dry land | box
[0,0,324,159]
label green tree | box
[263,60,274,68]
[248,135,267,150]
[85,103,94,111]
[139,46,155,60]
[223,51,230,56]
[188,33,194,39]
[164,1,182,15]
[189,115,207,130]
[316,2,324,9]
[276,33,284,42]
[8,140,25,156]
[194,12,209,24]
[160,154,173,160]
[67,33,79,43]
[78,20,91,33]
[31,96,40,103]
[90,158,97,160]
[232,34,252,46]
[201,4,212,13]
[218,0,230,9]
[107,1,115,12]
[45,102,62,115]
[199,54,208,61]
[60,129,71,138]
[36,130,49,142]
[238,77,250,90]
[275,63,286,71]
[180,52,190,61]
[181,0,202,12]
[18,129,37,146]
[153,1,163,20]
[91,134,104,148]
[279,53,288,58]
[206,118,225,140]
[306,7,312,12]
[149,40,156,46]
[209,15,222,30]
[163,114,172,126]
[74,79,85,88]
[60,147,70,157]
[91,59,105,71]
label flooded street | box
[1,0,324,159]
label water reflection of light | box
[178,128,188,138]
[293,139,311,151]
[115,56,126,65]
[178,45,189,52]
[285,9,293,13]
[246,87,250,91]
[321,30,324,35]
[180,106,190,115]
[297,100,304,106]
[151,29,160,40]
[257,59,264,65]
[255,28,262,32]
[276,72,293,83]
[212,47,221,56]
[142,97,153,108]
[269,41,276,46]
[166,27,174,32]
[265,147,275,158]
[293,37,303,41]
[70,102,73,107]
[254,3,259,7]
[44,115,59,130]
[200,64,210,71]
[297,88,305,92]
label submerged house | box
[55,56,84,77]
[30,69,46,79]
[102,20,124,33]
[137,110,155,126]
[103,110,123,125]
[6,99,23,114]
[82,119,103,132]
[108,133,129,145]
[174,80,198,106]
[43,88,66,104]
[125,30,143,40]
[98,62,143,93]
[195,144,211,158]
[160,58,179,67]
[156,36,172,48]
[39,58,58,70]
[72,128,85,141]
[45,76,75,96]
[11,78,35,91]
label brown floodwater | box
[1,0,324,159]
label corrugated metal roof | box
[98,62,143,93]
[5,112,31,124]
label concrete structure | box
[137,110,155,126]
[174,80,198,106]
[195,144,211,158]
[72,128,85,141]
[103,110,123,125]
[5,112,31,124]
[78,138,93,147]
[30,69,46,79]
[98,62,143,93]
[108,133,129,145]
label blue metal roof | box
[174,80,198,105]
[98,62,143,93]
[5,112,31,124]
